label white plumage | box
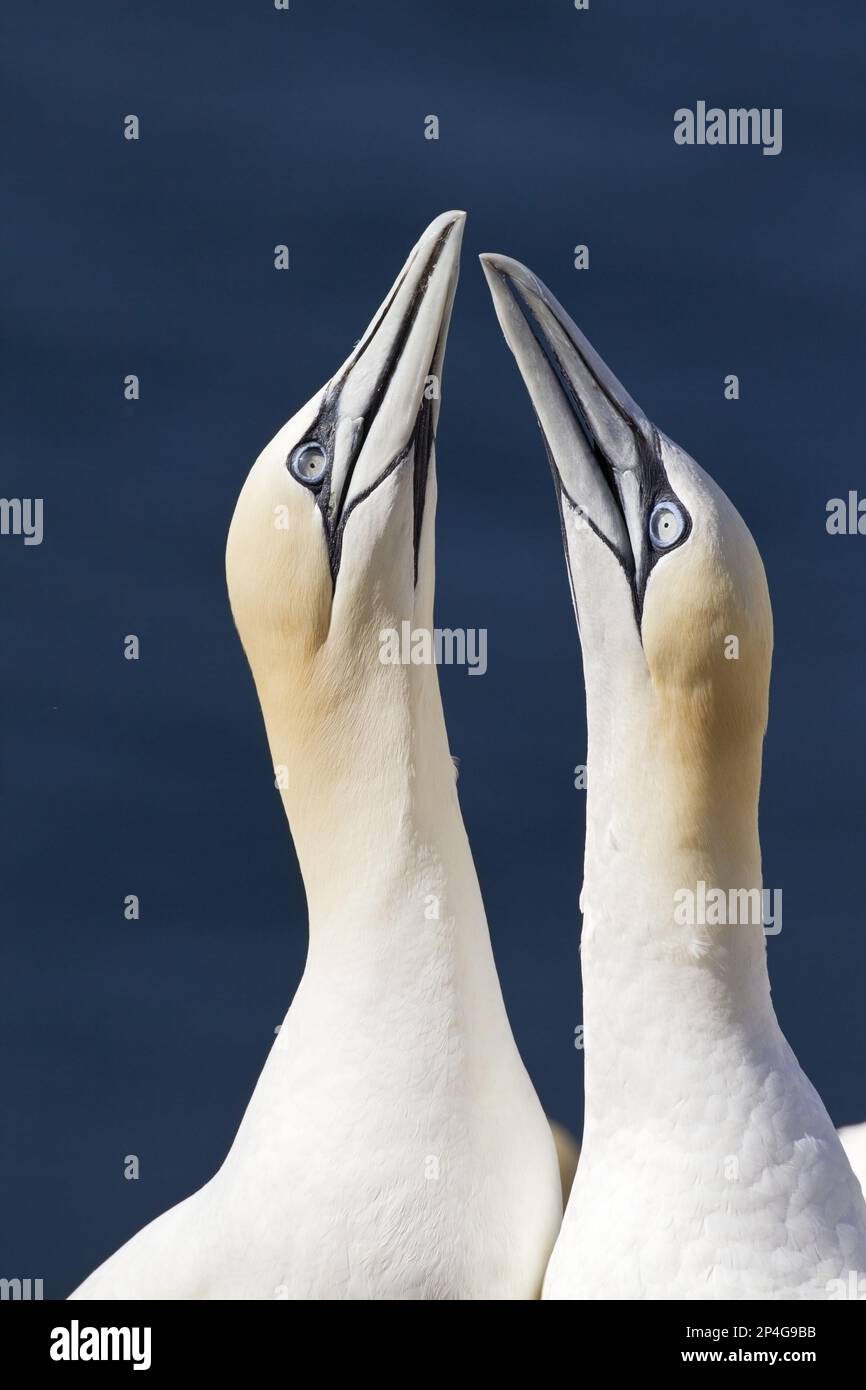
[70,214,561,1301]
[840,1123,866,1197]
[482,252,866,1300]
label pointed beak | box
[480,253,663,596]
[314,211,465,581]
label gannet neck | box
[580,709,775,1131]
[256,630,489,961]
[583,677,766,951]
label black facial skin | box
[497,268,692,631]
[286,225,452,587]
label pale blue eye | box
[648,499,686,550]
[289,442,327,486]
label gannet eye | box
[289,442,327,487]
[648,499,686,550]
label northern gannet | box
[70,214,561,1300]
[481,253,866,1300]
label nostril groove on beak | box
[310,222,457,588]
[499,271,634,570]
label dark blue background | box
[3,1,864,1298]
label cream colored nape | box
[226,396,333,679]
[69,213,562,1301]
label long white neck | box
[580,675,780,1138]
[253,643,505,1016]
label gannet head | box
[481,254,773,799]
[226,213,464,717]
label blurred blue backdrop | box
[3,0,864,1297]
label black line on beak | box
[494,269,689,629]
[497,271,635,579]
[411,381,435,587]
[304,223,454,586]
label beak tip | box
[435,209,466,239]
[421,211,465,268]
[412,211,466,266]
[479,252,544,303]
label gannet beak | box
[313,211,465,583]
[480,253,678,622]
